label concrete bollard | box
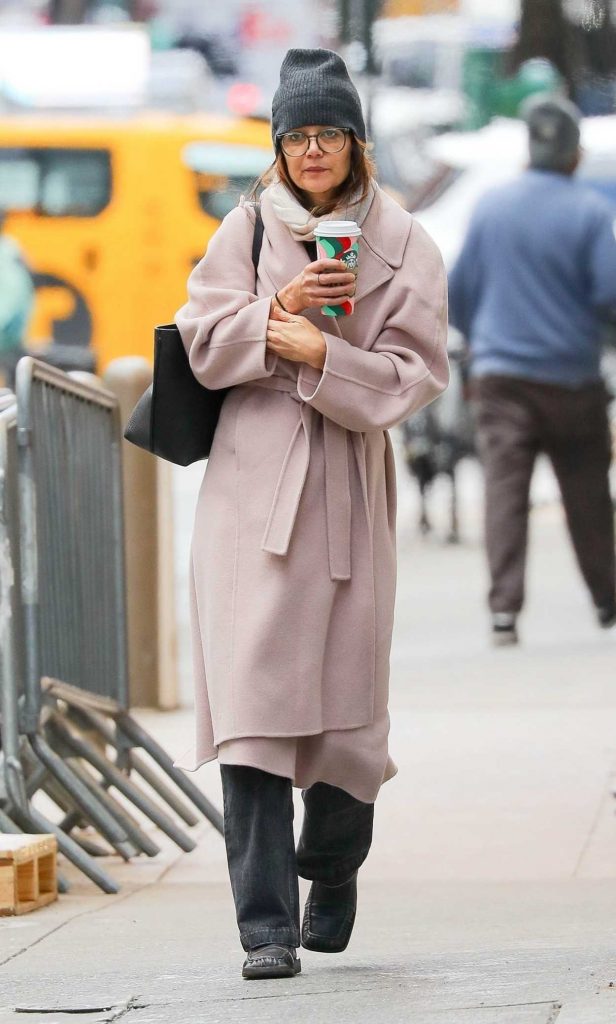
[103,357,178,710]
[67,371,109,391]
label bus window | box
[40,149,111,216]
[183,141,273,220]
[0,150,40,210]
[0,147,111,216]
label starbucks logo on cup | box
[342,250,359,272]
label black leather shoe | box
[597,600,616,628]
[301,873,357,953]
[242,944,301,980]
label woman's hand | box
[277,258,356,315]
[266,304,327,371]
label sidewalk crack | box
[104,996,148,1022]
[12,998,148,1019]
[573,758,616,877]
[15,1006,116,1015]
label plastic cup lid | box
[314,220,362,238]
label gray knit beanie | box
[522,94,581,172]
[271,48,366,148]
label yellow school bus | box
[0,111,273,371]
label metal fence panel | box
[15,359,129,727]
[1,367,220,875]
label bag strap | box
[251,203,264,278]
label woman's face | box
[281,125,352,204]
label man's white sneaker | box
[491,612,518,646]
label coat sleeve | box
[296,220,449,432]
[174,204,278,389]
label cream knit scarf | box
[267,178,378,240]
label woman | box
[175,48,449,980]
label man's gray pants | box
[472,374,615,614]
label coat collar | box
[258,186,413,305]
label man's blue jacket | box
[448,168,616,387]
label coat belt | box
[250,375,351,581]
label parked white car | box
[414,116,616,268]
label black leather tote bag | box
[124,206,264,466]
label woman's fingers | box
[267,325,299,343]
[310,258,346,274]
[310,259,356,283]
[268,317,303,331]
[314,284,355,299]
[276,261,356,314]
[271,304,297,321]
[314,271,356,286]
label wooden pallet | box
[0,834,58,916]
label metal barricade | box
[1,399,118,890]
[1,358,222,892]
[17,359,128,723]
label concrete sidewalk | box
[2,465,616,1023]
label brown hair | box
[250,135,376,217]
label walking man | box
[448,96,616,645]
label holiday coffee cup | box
[314,220,362,317]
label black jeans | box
[220,765,375,951]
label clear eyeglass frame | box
[278,127,351,157]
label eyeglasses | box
[278,127,350,157]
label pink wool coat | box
[174,185,448,773]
